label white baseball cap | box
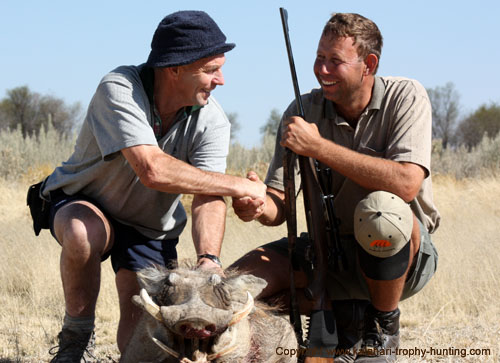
[354,191,413,280]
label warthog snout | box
[177,320,217,339]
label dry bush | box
[432,134,500,179]
[0,124,75,183]
[227,133,275,179]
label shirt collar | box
[367,76,385,111]
[186,104,204,116]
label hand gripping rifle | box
[279,7,348,358]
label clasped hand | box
[280,116,320,157]
[232,171,266,222]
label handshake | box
[232,171,269,223]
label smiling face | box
[176,54,226,107]
[313,35,368,108]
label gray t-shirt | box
[42,65,231,240]
[265,76,440,235]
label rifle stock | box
[301,158,329,304]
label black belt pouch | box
[26,180,51,236]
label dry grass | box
[397,175,500,362]
[0,180,120,361]
[1,175,499,362]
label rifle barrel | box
[279,8,305,118]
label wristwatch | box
[197,253,222,268]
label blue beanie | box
[146,10,235,68]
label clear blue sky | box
[1,1,499,147]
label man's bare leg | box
[50,201,114,360]
[363,215,421,311]
[116,268,141,353]
[54,201,114,318]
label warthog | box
[120,264,298,362]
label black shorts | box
[48,189,178,273]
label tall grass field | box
[1,126,499,362]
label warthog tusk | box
[153,333,238,362]
[140,288,163,322]
[228,291,254,326]
[151,336,180,359]
[182,350,210,363]
[207,344,238,360]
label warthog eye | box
[155,285,175,305]
[154,273,183,305]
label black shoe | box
[49,329,98,362]
[355,305,400,362]
[333,300,369,363]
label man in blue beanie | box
[36,11,266,361]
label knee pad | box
[354,191,413,280]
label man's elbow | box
[398,163,426,202]
[138,163,164,189]
[399,182,421,203]
[123,145,168,190]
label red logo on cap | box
[370,240,392,248]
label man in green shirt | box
[232,12,439,362]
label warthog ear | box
[225,274,268,301]
[136,265,169,295]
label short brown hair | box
[322,13,383,72]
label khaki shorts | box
[264,220,438,301]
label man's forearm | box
[312,138,425,202]
[191,194,226,260]
[257,189,286,226]
[122,145,265,200]
[281,116,425,202]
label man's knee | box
[230,245,305,298]
[353,191,414,281]
[231,247,276,272]
[54,201,113,256]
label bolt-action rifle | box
[279,7,348,358]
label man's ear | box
[168,66,181,79]
[364,53,379,75]
[155,66,180,82]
